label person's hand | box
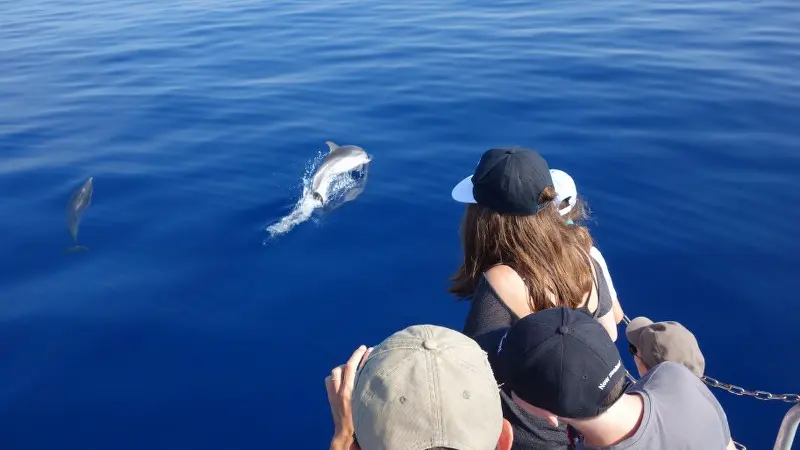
[326,345,373,450]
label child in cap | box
[551,169,626,331]
[626,317,706,378]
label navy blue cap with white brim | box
[451,148,554,216]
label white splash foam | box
[265,153,367,240]
[264,190,319,238]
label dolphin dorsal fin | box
[325,141,339,152]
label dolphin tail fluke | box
[325,141,339,152]
[64,245,89,254]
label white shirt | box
[590,246,618,302]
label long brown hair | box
[450,186,595,312]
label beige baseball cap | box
[352,325,503,450]
[626,317,706,377]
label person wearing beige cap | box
[626,317,706,378]
[325,325,514,450]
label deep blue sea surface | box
[1,0,798,448]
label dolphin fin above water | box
[325,141,339,152]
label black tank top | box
[463,256,613,337]
[463,256,614,450]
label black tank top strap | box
[462,274,521,337]
[575,247,601,318]
[575,250,613,318]
[590,255,613,317]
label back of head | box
[352,325,503,450]
[499,307,626,419]
[450,148,595,312]
[626,317,706,377]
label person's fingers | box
[329,366,344,393]
[325,374,337,409]
[343,345,367,389]
[325,373,335,395]
[326,367,343,420]
[358,347,374,370]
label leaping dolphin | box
[310,141,371,204]
[65,176,93,252]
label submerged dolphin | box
[65,176,93,252]
[310,141,371,204]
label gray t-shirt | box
[586,362,731,449]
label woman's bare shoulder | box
[485,265,532,318]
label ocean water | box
[1,0,798,448]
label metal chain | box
[701,377,800,403]
[621,315,799,403]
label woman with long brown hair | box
[451,147,624,450]
[450,147,621,339]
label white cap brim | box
[452,175,477,204]
[558,203,575,216]
[550,169,577,216]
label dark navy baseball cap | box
[498,307,626,419]
[451,148,554,215]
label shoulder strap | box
[574,247,601,317]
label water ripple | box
[1,0,799,448]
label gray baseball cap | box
[352,325,503,450]
[626,317,706,377]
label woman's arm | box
[597,310,619,342]
[484,265,536,318]
[612,295,624,324]
[590,247,624,324]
